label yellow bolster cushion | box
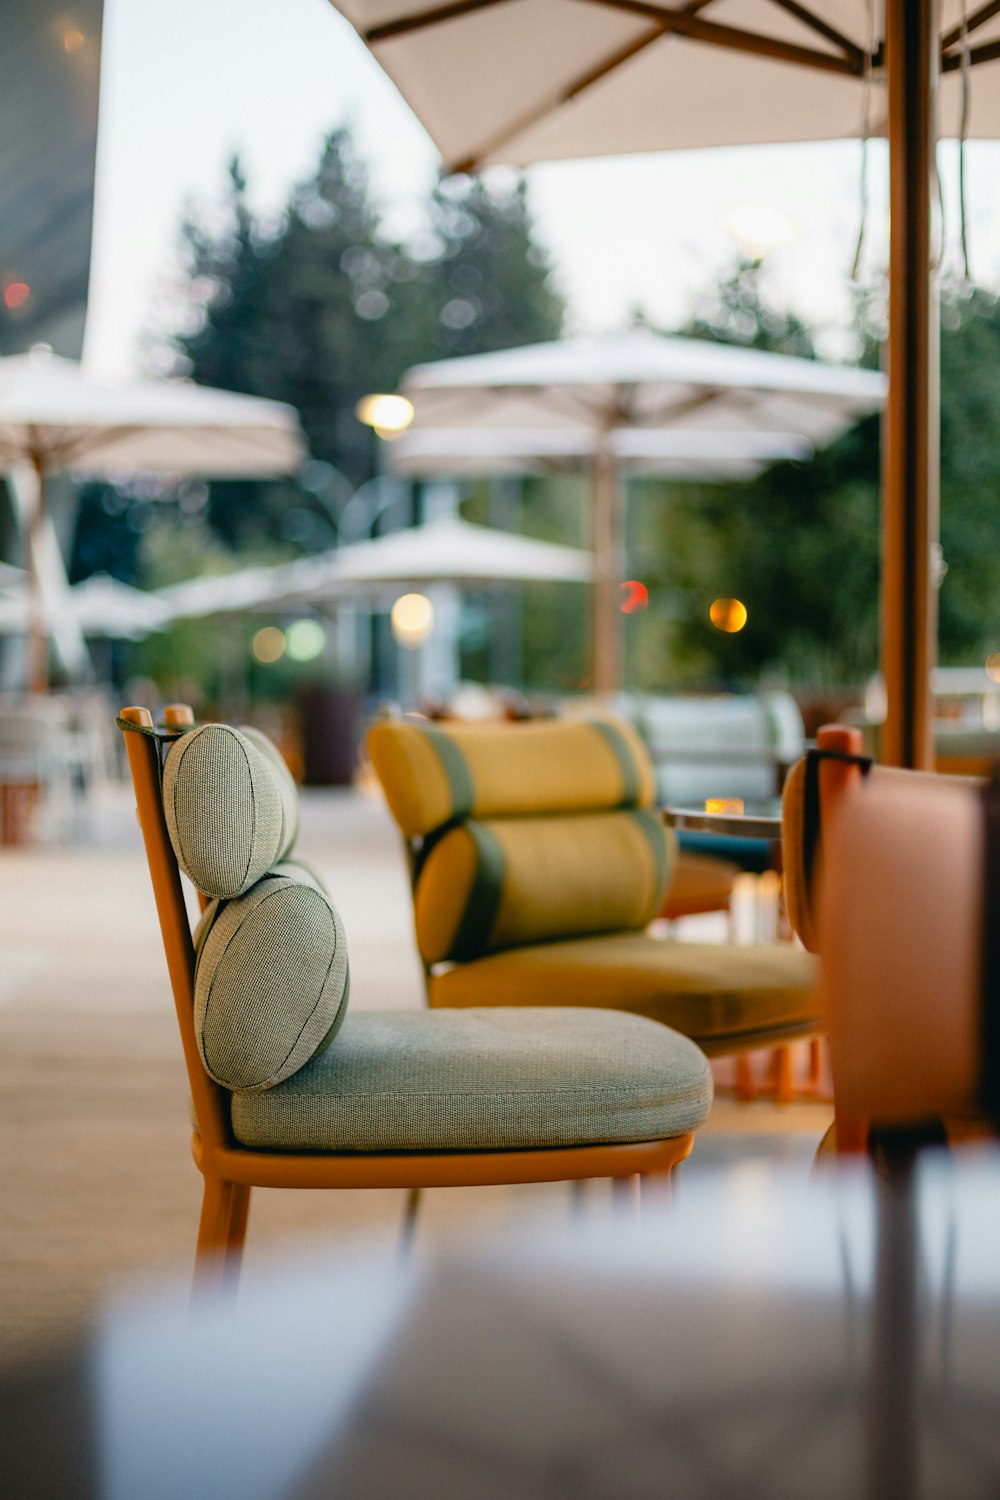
[781,757,818,953]
[413,810,675,964]
[368,716,655,838]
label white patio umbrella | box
[328,0,1000,762]
[0,347,306,690]
[392,427,814,481]
[158,517,592,620]
[398,328,885,691]
[0,574,171,641]
[157,518,591,703]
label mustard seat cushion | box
[415,809,673,963]
[193,862,350,1092]
[229,1007,712,1151]
[163,723,299,899]
[429,932,819,1055]
[367,715,655,838]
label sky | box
[84,0,1000,376]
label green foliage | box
[169,133,564,549]
[638,265,1000,690]
[682,256,817,359]
[937,286,1000,664]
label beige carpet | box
[0,781,831,1373]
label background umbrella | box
[391,427,814,481]
[397,328,885,692]
[157,517,593,707]
[0,573,171,642]
[158,517,592,620]
[329,0,1000,763]
[0,346,306,691]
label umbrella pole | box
[26,454,49,696]
[882,0,939,769]
[591,439,623,697]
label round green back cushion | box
[162,723,299,898]
[414,809,673,964]
[193,863,350,1092]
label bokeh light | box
[391,592,434,647]
[286,619,326,662]
[618,580,649,614]
[62,27,85,52]
[4,282,30,310]
[987,652,1000,683]
[354,393,415,440]
[709,598,748,633]
[251,626,286,664]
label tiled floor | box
[0,777,832,1372]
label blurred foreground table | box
[3,1154,1000,1499]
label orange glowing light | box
[987,653,1000,684]
[618,580,649,614]
[705,797,745,815]
[709,597,748,633]
[63,28,85,51]
[3,282,30,310]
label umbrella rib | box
[941,35,1000,69]
[577,0,863,76]
[941,0,1000,53]
[759,0,865,67]
[367,0,511,43]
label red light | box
[618,580,649,615]
[4,282,30,310]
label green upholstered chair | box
[120,705,713,1292]
[368,714,820,1060]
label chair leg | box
[195,1177,249,1295]
[611,1174,642,1220]
[735,1053,757,1102]
[773,1045,796,1105]
[398,1186,421,1261]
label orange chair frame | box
[120,705,695,1292]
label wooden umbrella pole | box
[590,435,624,697]
[882,0,940,769]
[26,452,49,696]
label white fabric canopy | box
[158,518,591,621]
[0,574,171,639]
[0,349,305,477]
[329,0,1000,172]
[401,328,886,449]
[391,425,814,480]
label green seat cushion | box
[228,1007,712,1151]
[415,809,674,963]
[194,862,349,1092]
[367,715,655,838]
[163,723,299,898]
[428,932,820,1056]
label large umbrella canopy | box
[0,347,306,690]
[329,1,1000,168]
[330,0,1000,762]
[158,517,592,621]
[398,329,885,690]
